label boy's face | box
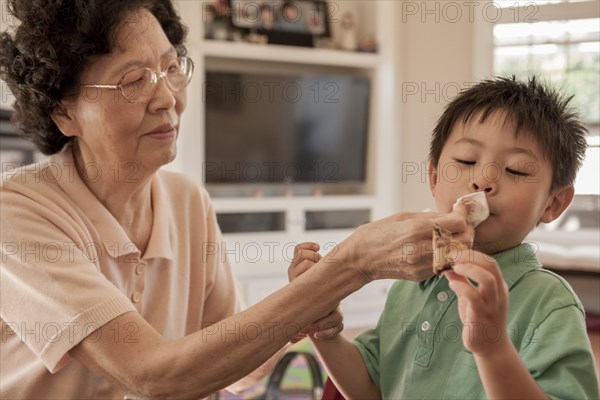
[429,111,573,254]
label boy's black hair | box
[429,76,588,191]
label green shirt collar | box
[419,243,541,291]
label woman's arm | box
[71,257,361,398]
[226,347,287,393]
[71,210,470,398]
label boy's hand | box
[288,242,343,342]
[288,242,321,281]
[444,249,510,356]
[298,307,344,343]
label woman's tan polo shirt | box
[1,145,241,398]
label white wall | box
[394,0,481,212]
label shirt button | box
[437,291,449,302]
[421,321,431,332]
[131,292,141,303]
[135,264,145,275]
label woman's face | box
[70,8,186,172]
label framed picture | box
[228,0,330,47]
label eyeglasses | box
[81,56,194,103]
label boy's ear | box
[539,185,575,224]
[428,159,438,196]
[51,102,81,138]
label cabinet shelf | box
[202,40,381,68]
[212,194,376,212]
[174,0,398,327]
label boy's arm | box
[446,249,548,399]
[288,242,381,399]
[473,340,547,399]
[312,336,382,399]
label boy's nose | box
[470,180,496,194]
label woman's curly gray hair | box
[0,0,187,155]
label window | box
[493,0,599,199]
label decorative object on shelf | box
[228,0,330,47]
[252,187,264,197]
[205,0,232,41]
[244,32,269,45]
[313,36,338,50]
[212,21,229,41]
[230,29,243,42]
[357,35,378,53]
[339,11,357,51]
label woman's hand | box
[334,210,472,284]
[288,242,343,342]
[444,249,510,356]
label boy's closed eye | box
[507,161,539,177]
[455,158,533,178]
[455,159,476,165]
[506,167,529,177]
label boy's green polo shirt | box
[354,243,599,399]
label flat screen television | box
[204,72,370,185]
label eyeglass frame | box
[80,56,194,103]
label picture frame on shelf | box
[228,0,330,47]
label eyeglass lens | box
[120,57,192,102]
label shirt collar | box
[419,243,541,291]
[492,242,541,289]
[141,172,174,261]
[419,275,439,290]
[51,144,174,262]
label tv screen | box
[204,72,370,184]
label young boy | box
[290,77,599,399]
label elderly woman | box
[0,0,470,398]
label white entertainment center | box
[173,1,399,328]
